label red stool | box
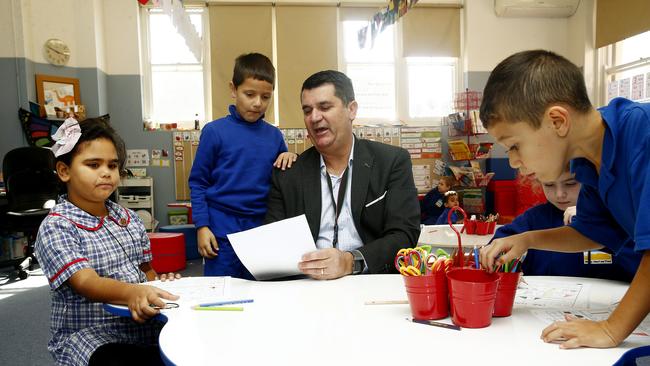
[147,232,186,273]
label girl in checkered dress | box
[35,118,180,366]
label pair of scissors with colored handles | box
[395,247,437,276]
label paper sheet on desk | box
[147,277,231,307]
[228,214,316,280]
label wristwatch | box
[350,250,365,275]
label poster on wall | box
[607,80,618,102]
[618,78,631,100]
[631,74,644,101]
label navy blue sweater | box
[491,202,639,282]
[189,105,287,228]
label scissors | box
[395,247,436,275]
[150,302,179,310]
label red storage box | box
[487,180,517,217]
[147,232,186,273]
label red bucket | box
[447,268,500,328]
[475,221,489,235]
[488,221,496,234]
[463,219,476,234]
[403,272,449,320]
[493,272,521,317]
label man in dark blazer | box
[264,70,421,280]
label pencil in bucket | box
[446,206,500,328]
[396,245,451,320]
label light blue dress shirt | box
[316,139,364,253]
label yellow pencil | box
[191,306,244,311]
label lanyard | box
[325,167,349,248]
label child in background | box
[490,170,640,281]
[479,50,650,349]
[189,53,296,279]
[421,176,454,225]
[35,118,180,366]
[435,191,463,225]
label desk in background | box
[109,275,647,366]
[417,224,501,248]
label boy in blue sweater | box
[491,170,640,281]
[479,50,650,349]
[189,53,296,278]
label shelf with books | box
[444,90,495,195]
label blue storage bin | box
[486,158,517,180]
[159,224,200,260]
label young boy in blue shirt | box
[479,50,650,349]
[434,190,462,225]
[421,176,454,225]
[189,53,296,279]
[491,170,640,281]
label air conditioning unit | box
[494,0,580,18]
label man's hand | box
[274,152,298,170]
[299,248,353,280]
[197,226,219,258]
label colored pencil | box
[192,306,244,311]
[197,299,254,307]
[410,318,461,331]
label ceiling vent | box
[494,0,580,18]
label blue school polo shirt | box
[570,98,650,254]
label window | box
[604,30,650,104]
[341,20,456,124]
[140,7,209,129]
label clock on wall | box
[43,38,70,66]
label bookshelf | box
[446,89,495,214]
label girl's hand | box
[274,152,297,170]
[128,285,179,323]
[197,226,219,258]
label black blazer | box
[264,138,421,273]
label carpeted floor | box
[0,258,204,366]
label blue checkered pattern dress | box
[35,197,163,366]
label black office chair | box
[2,147,59,279]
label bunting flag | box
[160,0,202,62]
[358,0,419,48]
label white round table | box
[154,275,643,366]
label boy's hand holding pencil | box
[479,233,530,272]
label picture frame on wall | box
[35,74,81,117]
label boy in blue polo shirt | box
[479,50,650,349]
[434,191,462,225]
[490,170,640,281]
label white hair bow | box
[51,117,81,157]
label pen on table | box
[197,299,254,307]
[409,318,461,331]
[192,306,244,311]
[364,300,409,305]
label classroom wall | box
[1,0,596,224]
